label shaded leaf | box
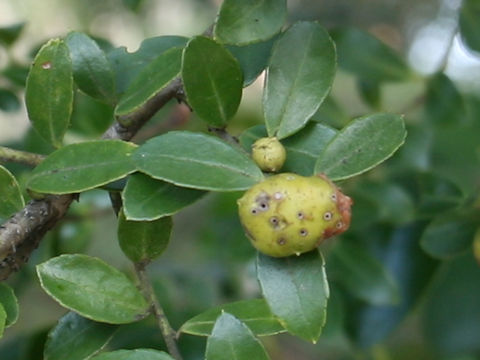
[122,173,205,221]
[179,298,285,337]
[0,88,21,112]
[0,165,24,219]
[0,304,5,339]
[214,0,286,45]
[425,72,465,125]
[70,91,114,136]
[37,254,149,324]
[27,140,137,194]
[311,95,350,128]
[264,22,336,139]
[182,36,243,127]
[92,349,174,360]
[133,131,264,191]
[315,113,406,181]
[25,39,73,148]
[459,0,480,53]
[0,22,25,46]
[44,312,117,360]
[257,250,329,342]
[206,312,270,360]
[0,283,18,328]
[2,64,30,87]
[357,79,381,110]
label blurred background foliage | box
[1,0,480,359]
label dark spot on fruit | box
[300,229,308,236]
[251,209,258,214]
[269,216,279,228]
[323,212,332,221]
[330,193,337,202]
[297,211,304,220]
[277,237,286,245]
[259,202,269,211]
[336,221,343,229]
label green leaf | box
[117,211,172,263]
[133,131,264,191]
[0,88,21,112]
[115,47,182,116]
[179,298,285,337]
[206,312,270,360]
[122,173,205,221]
[70,92,114,137]
[328,240,400,305]
[27,140,137,194]
[459,0,480,53]
[182,36,243,127]
[257,250,329,342]
[420,211,478,259]
[44,312,117,360]
[0,165,24,219]
[2,64,30,87]
[92,349,174,360]
[36,254,149,324]
[0,283,19,328]
[0,22,25,46]
[315,113,406,181]
[0,304,5,339]
[311,95,350,128]
[65,32,116,104]
[357,79,381,110]
[331,27,411,82]
[214,0,286,45]
[263,21,336,139]
[25,39,74,148]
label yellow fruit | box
[237,173,352,257]
[251,137,286,172]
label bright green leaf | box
[257,250,329,342]
[0,304,6,339]
[36,254,149,324]
[315,113,406,180]
[0,22,25,46]
[182,36,243,127]
[27,140,137,194]
[425,72,465,125]
[179,298,285,337]
[122,173,205,221]
[92,349,174,360]
[214,0,286,45]
[44,312,117,360]
[459,0,480,53]
[66,32,116,104]
[264,22,336,139]
[0,88,21,112]
[25,39,73,148]
[206,312,270,360]
[133,131,264,191]
[117,211,172,263]
[0,165,24,219]
[0,283,18,328]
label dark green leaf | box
[0,22,25,45]
[36,254,149,324]
[0,89,20,112]
[182,36,243,127]
[133,131,264,191]
[214,0,286,45]
[44,312,117,360]
[415,173,464,216]
[0,283,18,327]
[25,39,73,148]
[357,79,381,109]
[459,0,480,53]
[115,47,182,116]
[92,349,174,360]
[2,64,29,87]
[0,165,24,218]
[66,32,116,104]
[27,140,137,194]
[264,22,336,139]
[206,312,270,360]
[0,304,5,338]
[70,91,114,136]
[331,27,410,82]
[179,298,285,336]
[311,95,350,128]
[122,173,205,221]
[257,250,329,342]
[425,72,465,125]
[117,211,172,263]
[315,113,406,181]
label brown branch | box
[0,78,183,281]
[0,146,45,167]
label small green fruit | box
[251,137,286,172]
[237,173,352,257]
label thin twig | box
[0,146,45,167]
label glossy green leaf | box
[179,298,285,336]
[92,349,174,360]
[257,250,329,342]
[425,72,465,125]
[264,22,336,139]
[0,88,20,112]
[66,32,116,104]
[420,211,479,259]
[28,140,137,194]
[315,113,406,180]
[206,313,270,360]
[328,240,400,305]
[133,131,264,191]
[108,36,188,94]
[214,0,286,45]
[36,254,149,324]
[122,173,205,221]
[0,304,5,339]
[0,22,25,45]
[115,47,182,116]
[0,283,18,328]
[25,39,73,148]
[331,27,410,82]
[44,312,117,360]
[459,0,480,53]
[182,36,243,127]
[117,211,172,263]
[0,165,24,219]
